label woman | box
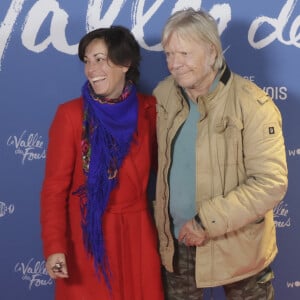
[41,26,164,300]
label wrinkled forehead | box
[163,31,207,51]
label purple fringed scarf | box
[74,80,138,288]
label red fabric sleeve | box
[141,94,158,172]
[40,101,80,259]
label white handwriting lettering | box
[1,0,299,70]
[14,258,53,290]
[249,0,300,49]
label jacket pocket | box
[241,217,265,240]
[215,117,244,194]
[216,116,243,165]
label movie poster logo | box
[273,200,291,228]
[243,75,288,101]
[0,201,15,218]
[1,0,299,70]
[286,280,300,288]
[287,148,300,157]
[14,258,53,290]
[7,130,46,164]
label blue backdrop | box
[0,0,299,299]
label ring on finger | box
[52,262,63,273]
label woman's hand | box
[46,253,69,279]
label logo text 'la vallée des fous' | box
[273,201,291,228]
[7,130,46,164]
[14,258,53,290]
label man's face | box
[164,33,216,97]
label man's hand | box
[178,219,207,247]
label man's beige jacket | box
[153,65,288,287]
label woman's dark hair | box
[78,25,141,83]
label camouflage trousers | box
[163,241,275,300]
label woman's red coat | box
[41,94,164,300]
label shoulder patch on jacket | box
[256,94,270,105]
[264,122,279,138]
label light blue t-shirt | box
[169,97,199,238]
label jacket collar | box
[220,63,231,86]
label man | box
[153,8,288,299]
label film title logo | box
[7,130,46,164]
[14,258,53,290]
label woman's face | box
[83,38,129,99]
